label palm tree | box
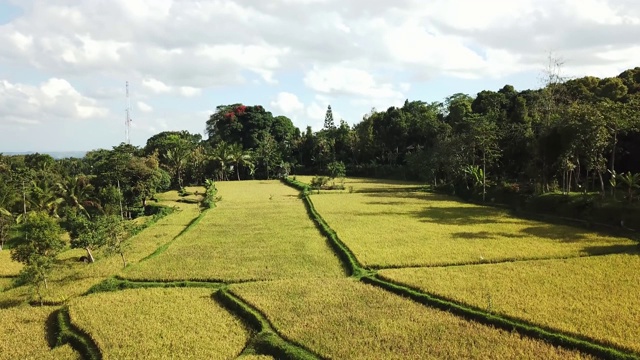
[226,144,254,181]
[164,146,191,189]
[210,142,232,181]
[57,175,101,217]
[29,179,63,217]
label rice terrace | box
[1,174,638,359]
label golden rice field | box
[230,278,593,360]
[124,181,344,282]
[69,288,250,359]
[0,250,22,277]
[0,306,79,359]
[310,191,637,268]
[379,253,640,353]
[294,175,424,193]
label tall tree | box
[324,105,336,130]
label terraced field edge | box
[85,277,224,294]
[363,275,639,360]
[281,177,367,278]
[215,288,321,360]
[137,207,210,263]
[52,307,102,360]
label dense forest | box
[1,65,639,248]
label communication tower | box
[125,81,132,144]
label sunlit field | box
[311,191,637,268]
[0,250,23,277]
[230,278,593,360]
[379,253,640,353]
[124,181,344,282]
[69,288,249,359]
[0,306,79,359]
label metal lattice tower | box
[125,81,132,144]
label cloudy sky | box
[0,0,638,152]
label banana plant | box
[617,171,640,203]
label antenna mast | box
[125,81,132,144]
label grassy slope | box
[379,253,640,353]
[0,250,22,277]
[0,306,79,360]
[69,288,249,359]
[124,181,344,282]
[231,278,593,360]
[311,191,637,267]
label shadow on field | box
[452,231,528,240]
[519,225,589,242]
[581,244,640,256]
[363,192,525,225]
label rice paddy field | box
[310,191,637,268]
[123,181,344,282]
[230,278,593,359]
[294,175,425,193]
[379,253,640,353]
[1,178,638,359]
[0,250,22,276]
[0,306,79,359]
[69,288,249,359]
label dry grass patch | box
[230,278,592,360]
[0,306,79,359]
[125,181,344,282]
[311,191,637,267]
[379,253,640,353]
[0,250,22,277]
[69,288,249,359]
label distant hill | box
[1,151,87,159]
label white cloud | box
[0,78,108,125]
[178,86,202,97]
[270,92,304,115]
[137,101,153,112]
[142,78,171,93]
[1,0,640,150]
[304,64,406,101]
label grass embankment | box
[379,253,640,354]
[69,288,249,359]
[0,306,79,359]
[230,278,593,359]
[124,181,344,282]
[310,191,637,268]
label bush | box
[201,179,218,209]
[327,161,346,179]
